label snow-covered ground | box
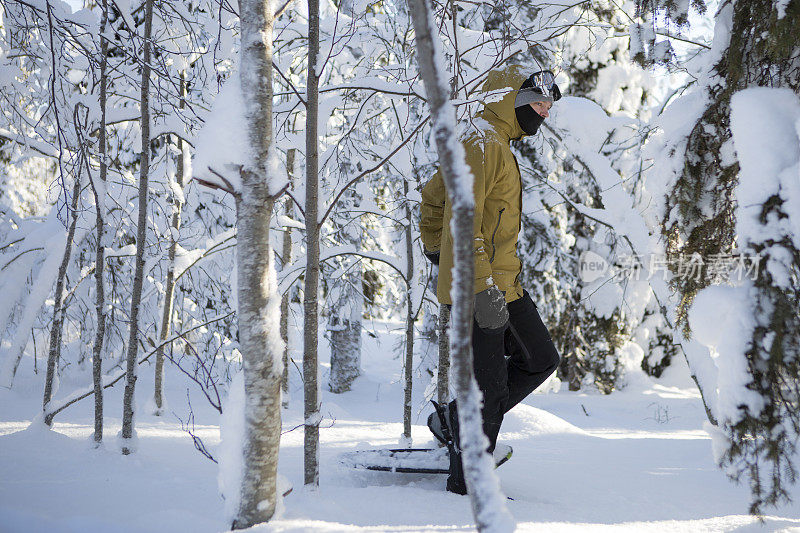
[2,321,800,532]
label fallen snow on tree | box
[688,87,800,455]
[192,72,247,193]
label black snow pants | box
[470,289,561,451]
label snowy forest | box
[0,0,799,530]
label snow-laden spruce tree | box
[548,0,667,389]
[642,0,800,514]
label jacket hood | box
[474,65,528,141]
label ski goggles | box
[514,70,561,107]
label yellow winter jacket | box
[420,65,529,305]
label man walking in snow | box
[420,65,562,495]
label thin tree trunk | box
[327,277,362,392]
[327,189,363,394]
[449,0,460,101]
[567,352,582,391]
[407,0,514,528]
[402,179,414,442]
[42,170,81,422]
[563,311,582,391]
[232,0,282,527]
[418,253,438,374]
[88,0,109,443]
[303,0,321,488]
[153,73,187,415]
[437,303,449,406]
[281,149,295,408]
[120,0,154,455]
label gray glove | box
[474,285,509,331]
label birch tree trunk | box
[88,0,110,443]
[419,267,438,375]
[327,269,362,393]
[153,73,187,415]
[281,148,295,408]
[120,0,154,455]
[327,188,362,394]
[407,0,514,528]
[437,303,449,406]
[42,170,81,423]
[402,179,414,442]
[232,0,283,527]
[303,0,321,488]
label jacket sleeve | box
[464,138,496,293]
[420,169,445,254]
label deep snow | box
[2,319,800,532]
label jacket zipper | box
[489,208,505,263]
[512,153,523,287]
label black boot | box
[427,400,450,446]
[444,401,468,495]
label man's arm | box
[419,138,497,294]
[467,139,509,328]
[465,138,495,293]
[420,169,445,263]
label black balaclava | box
[514,73,562,137]
[515,104,545,136]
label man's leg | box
[446,316,508,494]
[471,316,509,452]
[504,290,561,413]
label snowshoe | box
[338,444,512,474]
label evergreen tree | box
[643,0,800,513]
